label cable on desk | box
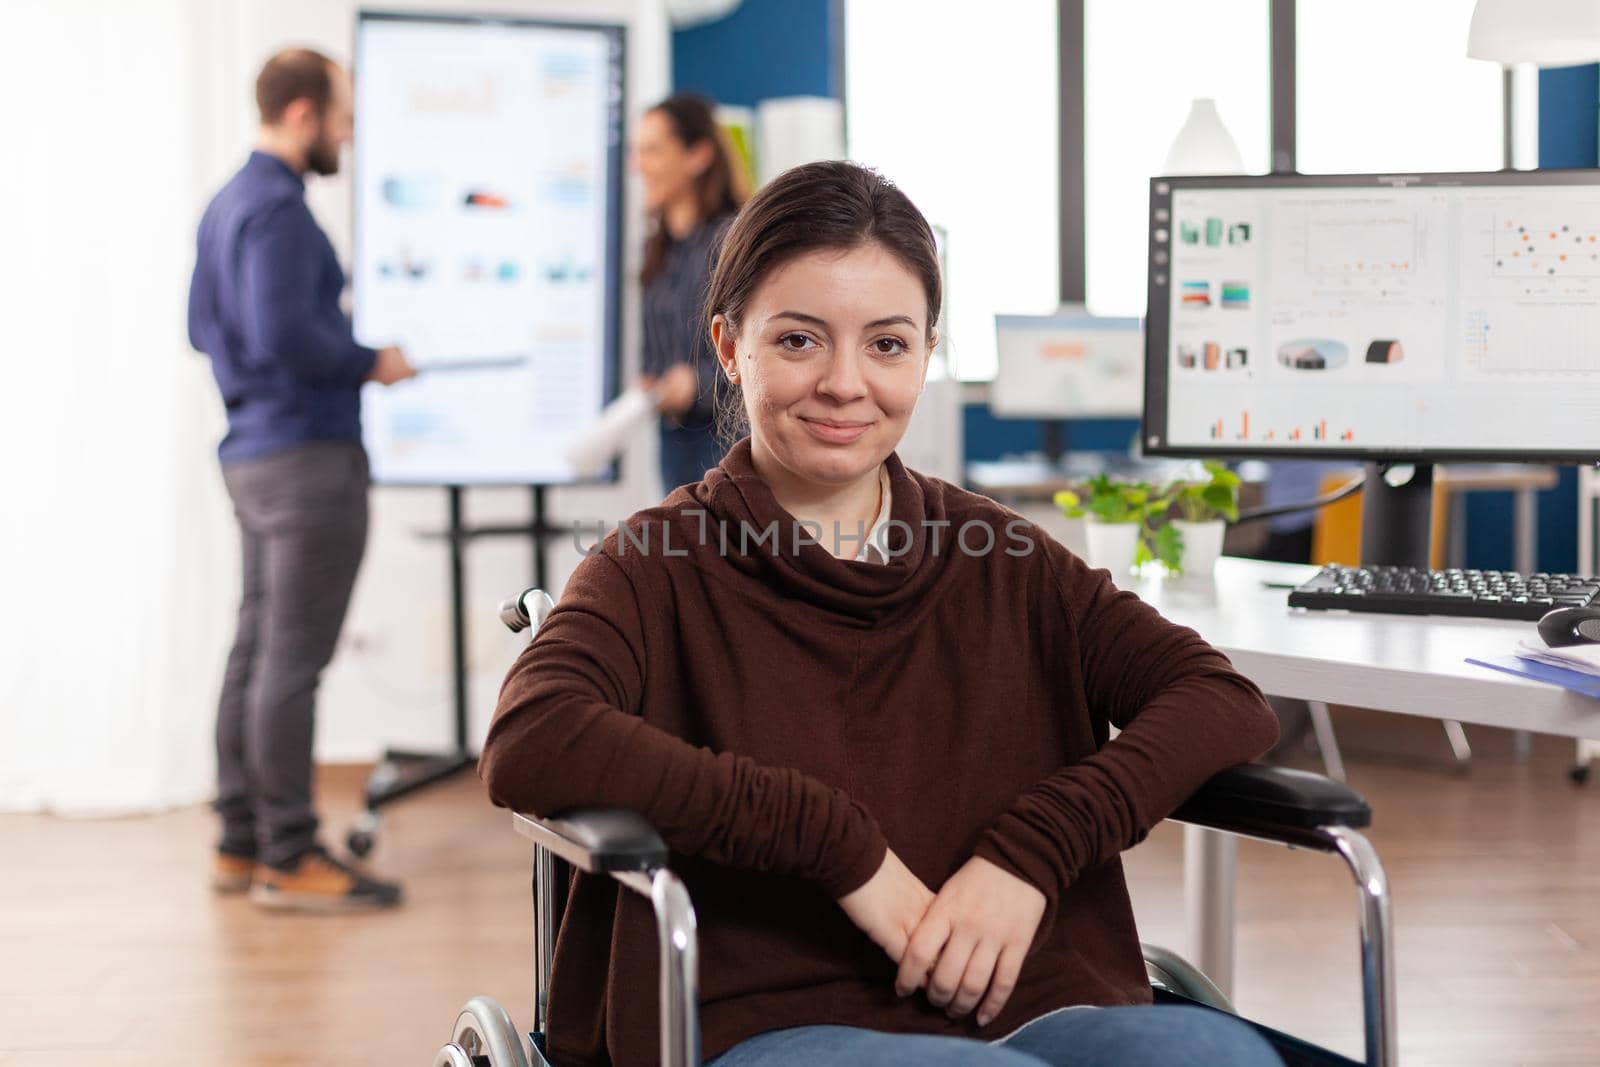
[1232,473,1366,526]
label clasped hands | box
[837,849,1046,1029]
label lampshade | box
[1468,0,1600,66]
[665,0,741,30]
[1163,98,1244,177]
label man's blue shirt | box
[188,151,377,463]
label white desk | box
[1128,557,1600,994]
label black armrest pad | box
[543,808,669,872]
[1172,764,1370,831]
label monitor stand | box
[1359,462,1434,569]
[1041,419,1066,465]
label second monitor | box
[1143,169,1600,466]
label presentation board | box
[353,11,625,484]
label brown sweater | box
[480,440,1278,1065]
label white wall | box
[206,0,671,762]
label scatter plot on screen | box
[1493,215,1600,277]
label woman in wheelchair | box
[482,161,1284,1067]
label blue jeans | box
[659,420,727,495]
[706,1005,1283,1067]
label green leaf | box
[1201,484,1239,521]
[1154,523,1185,573]
[1088,496,1127,522]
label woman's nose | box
[816,351,869,402]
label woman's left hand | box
[655,362,699,415]
[894,856,1046,1027]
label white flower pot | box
[1053,515,1089,559]
[1084,521,1141,574]
[1172,518,1226,576]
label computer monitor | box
[1143,169,1600,466]
[1142,169,1600,568]
[991,313,1143,419]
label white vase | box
[1084,521,1141,574]
[1172,518,1226,576]
[1163,98,1244,176]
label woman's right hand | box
[836,847,936,963]
[654,362,699,415]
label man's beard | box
[307,128,340,176]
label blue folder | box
[1465,655,1600,699]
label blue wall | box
[671,0,839,106]
[962,410,1140,462]
[1540,64,1599,165]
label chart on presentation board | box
[353,12,624,484]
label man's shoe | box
[210,851,256,894]
[249,845,403,913]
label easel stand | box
[347,484,563,857]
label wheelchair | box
[434,588,1395,1067]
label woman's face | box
[632,110,709,213]
[713,242,933,491]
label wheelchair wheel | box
[446,995,530,1067]
[347,811,381,858]
[432,1044,474,1067]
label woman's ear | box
[711,314,739,382]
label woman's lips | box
[799,416,871,445]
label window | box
[1296,0,1504,174]
[845,1,1060,380]
[1084,0,1271,318]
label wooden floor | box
[2,710,1598,1065]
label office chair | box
[433,589,1394,1067]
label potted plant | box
[1058,475,1173,574]
[1164,461,1241,576]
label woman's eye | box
[872,337,908,356]
[778,333,816,351]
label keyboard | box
[1287,564,1600,621]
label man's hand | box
[368,346,417,386]
[836,848,936,964]
[654,362,699,416]
[895,856,1046,1027]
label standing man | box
[188,48,413,912]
